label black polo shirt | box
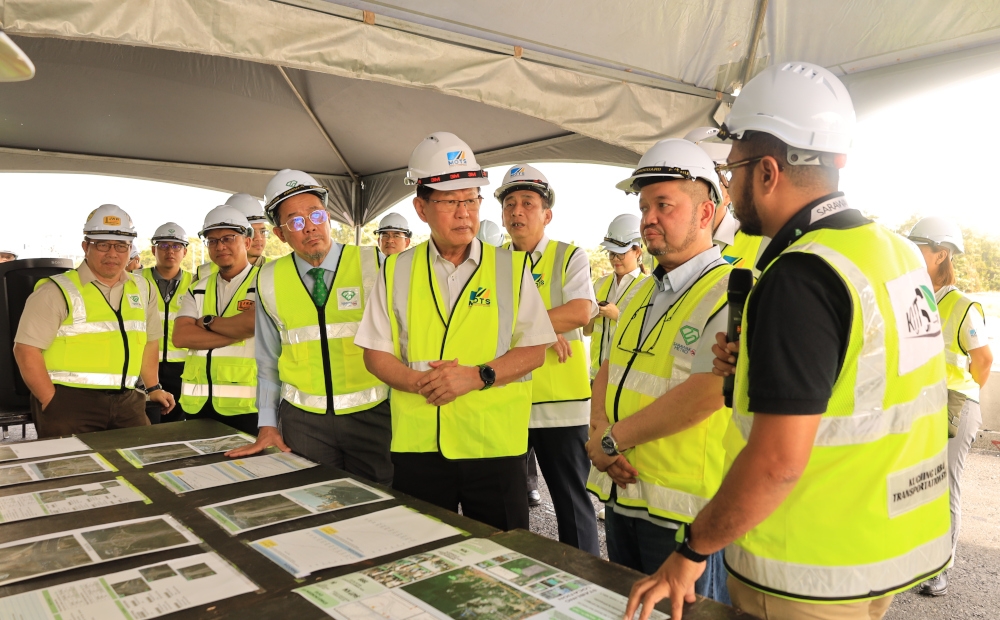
[745,192,871,415]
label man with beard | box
[14,204,174,436]
[227,170,393,486]
[584,139,732,604]
[626,62,949,620]
[196,193,272,280]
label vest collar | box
[429,237,481,267]
[757,192,869,272]
[713,209,740,248]
[651,246,723,294]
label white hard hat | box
[684,127,732,165]
[0,250,17,258]
[226,193,267,222]
[404,132,489,191]
[83,204,138,241]
[199,205,253,238]
[494,164,556,208]
[908,216,964,255]
[151,222,189,246]
[721,62,855,159]
[600,214,642,253]
[476,220,505,247]
[375,213,412,236]
[264,169,329,226]
[616,139,723,206]
[129,245,141,261]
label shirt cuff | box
[255,378,282,428]
[354,336,395,354]
[515,333,559,348]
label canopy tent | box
[1,0,999,235]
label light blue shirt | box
[255,244,344,428]
[639,246,726,343]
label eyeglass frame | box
[86,239,132,253]
[426,195,484,212]
[715,156,786,188]
[153,242,188,252]
[204,233,246,248]
[280,209,330,232]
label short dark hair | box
[736,132,839,192]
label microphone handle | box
[722,304,745,409]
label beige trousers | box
[728,576,894,620]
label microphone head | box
[727,268,754,303]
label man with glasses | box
[584,139,733,604]
[356,132,554,529]
[13,204,174,436]
[196,193,274,280]
[173,206,260,435]
[375,213,412,256]
[140,223,193,424]
[227,169,393,485]
[499,163,600,555]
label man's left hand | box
[624,552,704,620]
[552,334,572,363]
[148,389,175,414]
[417,359,484,406]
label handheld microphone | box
[723,268,753,408]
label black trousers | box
[188,402,259,436]
[392,451,529,532]
[528,425,601,556]
[145,362,185,424]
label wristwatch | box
[146,383,163,394]
[478,364,496,390]
[675,524,709,563]
[201,315,216,331]
[601,424,620,456]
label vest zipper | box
[318,304,334,412]
[611,350,638,422]
[114,306,129,391]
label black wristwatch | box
[146,383,163,394]
[478,364,496,390]
[675,524,709,563]
[601,424,620,456]
[201,315,216,331]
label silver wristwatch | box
[601,424,621,457]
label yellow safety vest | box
[40,270,148,390]
[385,241,531,459]
[586,263,732,523]
[180,267,259,415]
[589,272,647,379]
[725,222,950,602]
[257,247,387,414]
[720,230,764,272]
[196,261,217,281]
[937,289,983,401]
[141,268,193,363]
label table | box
[0,420,747,619]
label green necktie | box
[308,267,329,307]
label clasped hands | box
[412,359,485,406]
[585,424,638,488]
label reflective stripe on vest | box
[725,220,950,602]
[937,289,981,400]
[179,267,258,416]
[587,264,731,523]
[386,241,530,458]
[41,271,147,390]
[141,268,193,363]
[257,247,386,415]
[590,272,646,379]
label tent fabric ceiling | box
[1,0,998,228]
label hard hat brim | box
[600,240,639,253]
[423,177,490,192]
[199,223,253,238]
[374,227,412,236]
[615,172,689,194]
[84,232,138,241]
[151,237,189,246]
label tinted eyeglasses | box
[281,209,329,232]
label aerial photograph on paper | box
[497,557,561,587]
[29,455,105,479]
[188,435,253,454]
[139,564,178,582]
[178,562,217,580]
[0,446,16,461]
[0,465,32,486]
[401,566,552,620]
[111,577,153,597]
[81,518,191,560]
[0,535,92,584]
[212,494,312,530]
[128,444,201,465]
[286,479,384,511]
[364,553,456,589]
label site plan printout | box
[296,538,669,620]
[0,515,201,586]
[151,452,316,493]
[0,477,149,524]
[0,436,90,462]
[251,505,463,578]
[201,478,393,534]
[0,453,116,488]
[0,552,258,620]
[118,434,255,468]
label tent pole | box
[739,0,769,89]
[355,224,362,246]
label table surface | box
[0,420,748,619]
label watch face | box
[601,434,616,456]
[480,365,496,383]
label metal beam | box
[739,0,769,89]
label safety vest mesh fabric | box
[937,290,983,401]
[257,248,387,415]
[720,230,763,272]
[196,262,218,281]
[179,267,259,415]
[589,272,647,379]
[40,270,147,390]
[511,240,590,405]
[724,222,951,602]
[386,241,530,459]
[586,264,732,523]
[141,268,193,363]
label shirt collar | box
[935,285,956,303]
[651,246,723,293]
[220,261,253,283]
[529,235,551,258]
[77,260,129,287]
[713,209,740,247]
[429,237,482,266]
[150,266,181,283]
[755,192,869,272]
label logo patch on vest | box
[237,299,255,311]
[680,325,700,345]
[126,293,142,309]
[886,450,948,518]
[468,287,492,307]
[885,269,942,375]
[337,287,361,310]
[532,273,544,288]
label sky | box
[2,68,999,261]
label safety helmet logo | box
[286,180,299,188]
[447,151,467,166]
[103,216,121,226]
[510,167,525,176]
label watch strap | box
[674,524,709,563]
[146,383,163,394]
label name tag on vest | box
[337,287,361,310]
[237,299,255,311]
[886,450,948,518]
[126,293,143,309]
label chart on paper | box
[151,452,316,493]
[0,477,149,524]
[0,452,117,488]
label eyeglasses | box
[714,157,765,188]
[606,251,630,261]
[281,209,329,232]
[154,242,186,252]
[379,231,409,240]
[88,241,132,253]
[429,196,483,212]
[253,228,270,239]
[205,234,242,248]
